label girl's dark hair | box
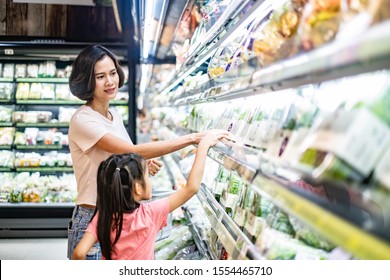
[95,153,147,260]
[69,44,125,101]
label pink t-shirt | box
[68,105,133,206]
[86,198,170,260]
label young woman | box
[72,131,227,260]
[67,44,224,259]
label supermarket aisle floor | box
[0,238,68,260]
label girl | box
[67,44,221,259]
[72,131,227,260]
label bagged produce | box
[220,173,244,217]
[289,216,335,251]
[154,225,190,251]
[267,208,295,236]
[155,229,194,260]
[172,244,202,260]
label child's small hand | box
[199,130,231,148]
[147,159,163,176]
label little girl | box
[72,130,228,260]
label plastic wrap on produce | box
[289,216,336,251]
[172,244,202,260]
[155,226,194,260]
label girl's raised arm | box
[167,130,230,213]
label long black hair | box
[95,153,147,260]
[69,44,125,101]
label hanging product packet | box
[212,165,230,202]
[220,173,244,217]
[233,184,248,231]
[250,0,309,67]
[296,0,342,52]
[294,77,390,183]
[337,0,390,41]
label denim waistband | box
[73,205,96,216]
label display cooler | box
[0,42,129,238]
[133,0,390,260]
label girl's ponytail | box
[96,153,146,259]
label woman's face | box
[93,55,119,103]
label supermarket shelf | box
[15,122,69,128]
[0,78,13,82]
[0,202,74,238]
[184,210,211,260]
[197,184,263,260]
[0,167,12,172]
[159,135,261,259]
[0,145,12,149]
[0,166,73,173]
[159,0,271,96]
[251,173,390,260]
[15,77,69,83]
[167,20,390,106]
[15,99,128,106]
[159,126,390,260]
[166,126,259,183]
[16,144,65,150]
[250,20,390,91]
[16,99,83,105]
[207,140,259,184]
[15,166,73,173]
[0,122,13,127]
[202,131,390,259]
[185,0,254,60]
[0,100,13,105]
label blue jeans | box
[67,205,101,260]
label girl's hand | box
[199,130,231,148]
[192,129,231,144]
[147,159,163,176]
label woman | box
[67,45,219,259]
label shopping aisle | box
[0,238,68,260]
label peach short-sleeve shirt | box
[68,105,132,206]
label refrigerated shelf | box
[166,20,390,106]
[197,184,263,260]
[205,137,390,259]
[159,0,271,96]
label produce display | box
[154,225,195,260]
[138,0,390,261]
[0,83,14,100]
[0,172,76,203]
[147,68,390,259]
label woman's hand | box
[147,159,163,176]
